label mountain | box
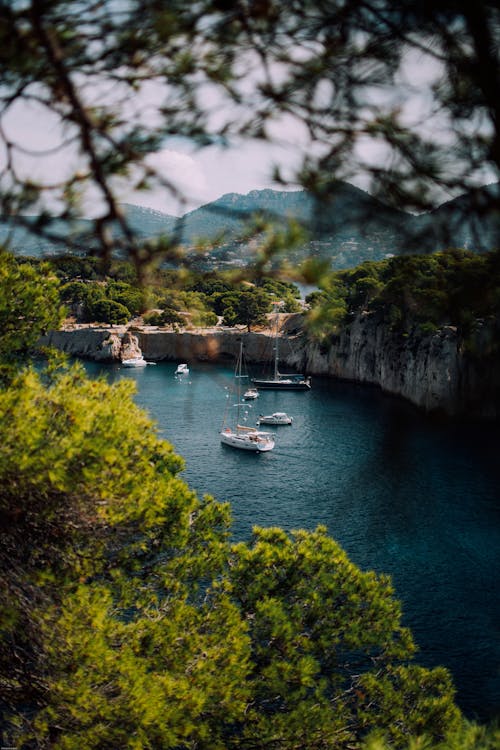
[175,183,408,242]
[119,204,178,238]
[410,182,500,253]
[1,181,498,268]
[171,183,414,268]
[0,205,178,258]
[0,216,94,256]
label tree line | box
[20,255,302,330]
[306,249,500,349]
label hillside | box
[1,181,498,268]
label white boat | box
[175,363,189,375]
[257,412,293,425]
[122,357,148,367]
[252,306,311,391]
[220,341,275,453]
[243,388,259,400]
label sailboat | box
[252,308,311,391]
[220,340,275,453]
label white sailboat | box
[252,307,311,391]
[220,341,275,453]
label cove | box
[85,359,500,722]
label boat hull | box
[243,389,259,399]
[220,430,275,452]
[257,414,293,425]
[122,358,147,367]
[252,379,311,391]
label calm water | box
[85,360,500,721]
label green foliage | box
[0,365,243,748]
[90,297,131,325]
[143,308,184,328]
[0,252,64,380]
[227,526,461,747]
[306,250,500,344]
[227,288,272,330]
[362,720,500,750]
[191,308,218,327]
[48,254,109,281]
[257,277,303,312]
[58,268,301,329]
[106,280,144,317]
[61,279,144,324]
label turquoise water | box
[85,360,500,721]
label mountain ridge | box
[1,181,498,268]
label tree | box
[0,365,249,749]
[236,289,272,331]
[0,1,497,274]
[143,308,185,328]
[106,280,145,317]
[0,253,64,381]
[90,297,130,325]
[0,368,463,748]
[227,526,461,748]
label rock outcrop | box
[39,315,500,419]
[120,331,143,361]
[40,327,125,361]
[285,313,500,418]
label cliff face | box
[286,313,500,418]
[39,316,500,418]
[40,327,124,361]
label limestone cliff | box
[39,315,499,418]
[285,313,500,418]
[40,327,124,361]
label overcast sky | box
[0,43,494,219]
[130,138,306,216]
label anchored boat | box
[220,341,275,453]
[252,308,311,390]
[257,412,293,425]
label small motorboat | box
[243,388,259,400]
[175,363,189,375]
[122,357,148,367]
[257,412,293,425]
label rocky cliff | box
[39,315,500,419]
[39,327,143,362]
[283,313,500,419]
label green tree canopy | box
[0,253,64,381]
[0,367,463,749]
[230,288,272,331]
[306,249,500,343]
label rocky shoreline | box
[39,313,500,419]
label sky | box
[0,41,495,220]
[0,83,308,218]
[133,138,305,216]
[124,46,448,216]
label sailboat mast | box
[237,339,243,424]
[274,307,279,380]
